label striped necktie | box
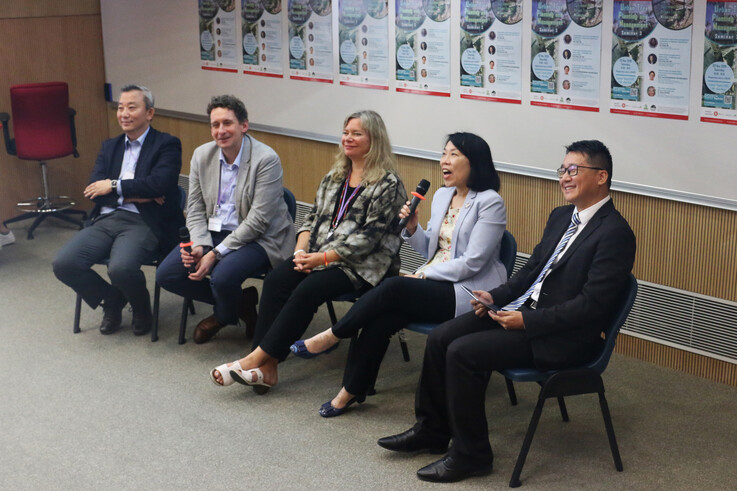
[502,212,580,311]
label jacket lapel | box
[553,200,612,269]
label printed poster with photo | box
[701,0,737,125]
[200,0,240,72]
[530,0,603,111]
[610,0,694,120]
[289,0,334,83]
[242,0,284,77]
[339,0,390,89]
[460,0,523,103]
[395,0,452,96]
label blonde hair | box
[330,110,396,185]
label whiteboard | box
[100,0,737,210]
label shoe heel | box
[253,385,270,395]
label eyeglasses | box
[556,164,605,178]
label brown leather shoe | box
[238,286,259,338]
[193,315,225,344]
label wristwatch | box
[418,272,426,279]
[213,249,223,262]
[110,179,117,190]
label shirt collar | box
[575,195,610,226]
[125,126,151,146]
[219,136,247,169]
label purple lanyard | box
[331,173,362,232]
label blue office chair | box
[175,187,297,344]
[400,230,518,360]
[74,186,187,342]
[501,274,638,487]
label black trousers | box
[52,210,158,315]
[415,310,535,462]
[331,276,455,397]
[253,257,359,361]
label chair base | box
[5,195,86,239]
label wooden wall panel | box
[124,110,737,386]
[0,14,108,225]
[0,0,99,19]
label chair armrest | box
[0,112,16,156]
[68,107,79,158]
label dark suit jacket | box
[88,126,184,254]
[491,200,636,370]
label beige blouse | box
[416,206,459,275]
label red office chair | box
[0,82,86,239]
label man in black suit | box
[377,140,636,483]
[53,84,183,336]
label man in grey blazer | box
[157,95,295,343]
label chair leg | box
[509,397,546,488]
[398,329,410,362]
[505,377,518,406]
[598,392,623,471]
[73,294,83,333]
[188,299,196,315]
[326,300,338,325]
[557,396,569,422]
[179,297,190,345]
[26,214,47,240]
[151,281,161,342]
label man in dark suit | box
[53,84,183,336]
[377,140,636,483]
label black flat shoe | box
[416,454,493,483]
[377,427,448,454]
[318,395,365,418]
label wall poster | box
[200,0,240,72]
[339,0,390,89]
[701,0,737,125]
[242,0,284,77]
[289,0,334,83]
[460,0,523,103]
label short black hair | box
[565,139,613,189]
[207,95,248,123]
[446,132,500,192]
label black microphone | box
[179,226,197,274]
[398,179,430,229]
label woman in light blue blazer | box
[292,132,507,417]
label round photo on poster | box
[339,0,365,27]
[310,0,332,16]
[491,0,523,25]
[199,0,219,19]
[242,0,264,22]
[424,0,451,23]
[216,0,236,12]
[262,0,282,15]
[461,0,494,34]
[653,0,693,30]
[566,0,602,28]
[612,1,656,41]
[531,0,570,38]
[288,0,311,24]
[365,0,388,19]
[705,1,737,45]
[396,0,426,31]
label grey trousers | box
[53,210,159,315]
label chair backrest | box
[10,82,76,161]
[589,274,638,374]
[283,187,297,222]
[500,230,517,279]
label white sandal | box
[231,367,272,395]
[209,361,243,387]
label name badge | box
[208,217,222,232]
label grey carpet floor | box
[1,224,736,490]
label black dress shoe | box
[132,312,152,336]
[416,454,493,483]
[100,290,127,335]
[377,427,448,454]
